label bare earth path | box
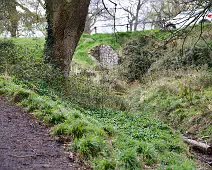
[0,96,80,170]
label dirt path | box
[0,96,81,170]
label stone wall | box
[89,45,119,69]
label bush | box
[119,35,159,82]
[0,40,23,74]
[0,39,65,97]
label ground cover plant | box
[133,69,212,144]
[0,76,196,169]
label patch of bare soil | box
[190,148,212,169]
[0,96,81,170]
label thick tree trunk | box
[45,0,91,78]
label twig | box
[9,154,42,158]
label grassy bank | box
[126,69,212,144]
[0,76,196,169]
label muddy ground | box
[0,96,81,170]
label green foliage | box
[120,35,157,81]
[73,30,169,67]
[2,27,210,169]
[118,148,141,170]
[0,38,127,111]
[0,77,196,169]
[0,38,66,98]
[44,113,66,125]
[73,135,108,159]
[0,39,22,73]
[93,158,116,170]
[137,142,158,165]
[138,71,212,143]
[67,119,91,138]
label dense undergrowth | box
[0,25,212,169]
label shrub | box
[0,40,23,74]
[120,35,158,81]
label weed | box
[137,142,158,165]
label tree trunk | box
[7,0,19,37]
[134,0,141,31]
[45,0,91,78]
[10,19,18,37]
[84,15,92,34]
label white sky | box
[94,0,152,33]
[1,0,151,37]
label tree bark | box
[134,0,141,31]
[184,138,212,154]
[84,15,92,34]
[45,0,91,78]
[6,0,19,37]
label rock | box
[89,45,119,69]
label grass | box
[0,76,196,169]
[3,30,170,69]
[11,37,45,49]
[73,30,170,67]
[127,69,212,144]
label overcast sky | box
[94,0,151,33]
[1,0,150,37]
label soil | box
[0,96,81,170]
[190,148,212,169]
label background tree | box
[0,0,20,37]
[119,0,147,31]
[147,0,212,29]
[0,0,45,37]
[84,0,105,34]
[45,0,91,78]
[18,0,46,36]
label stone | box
[89,45,119,69]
